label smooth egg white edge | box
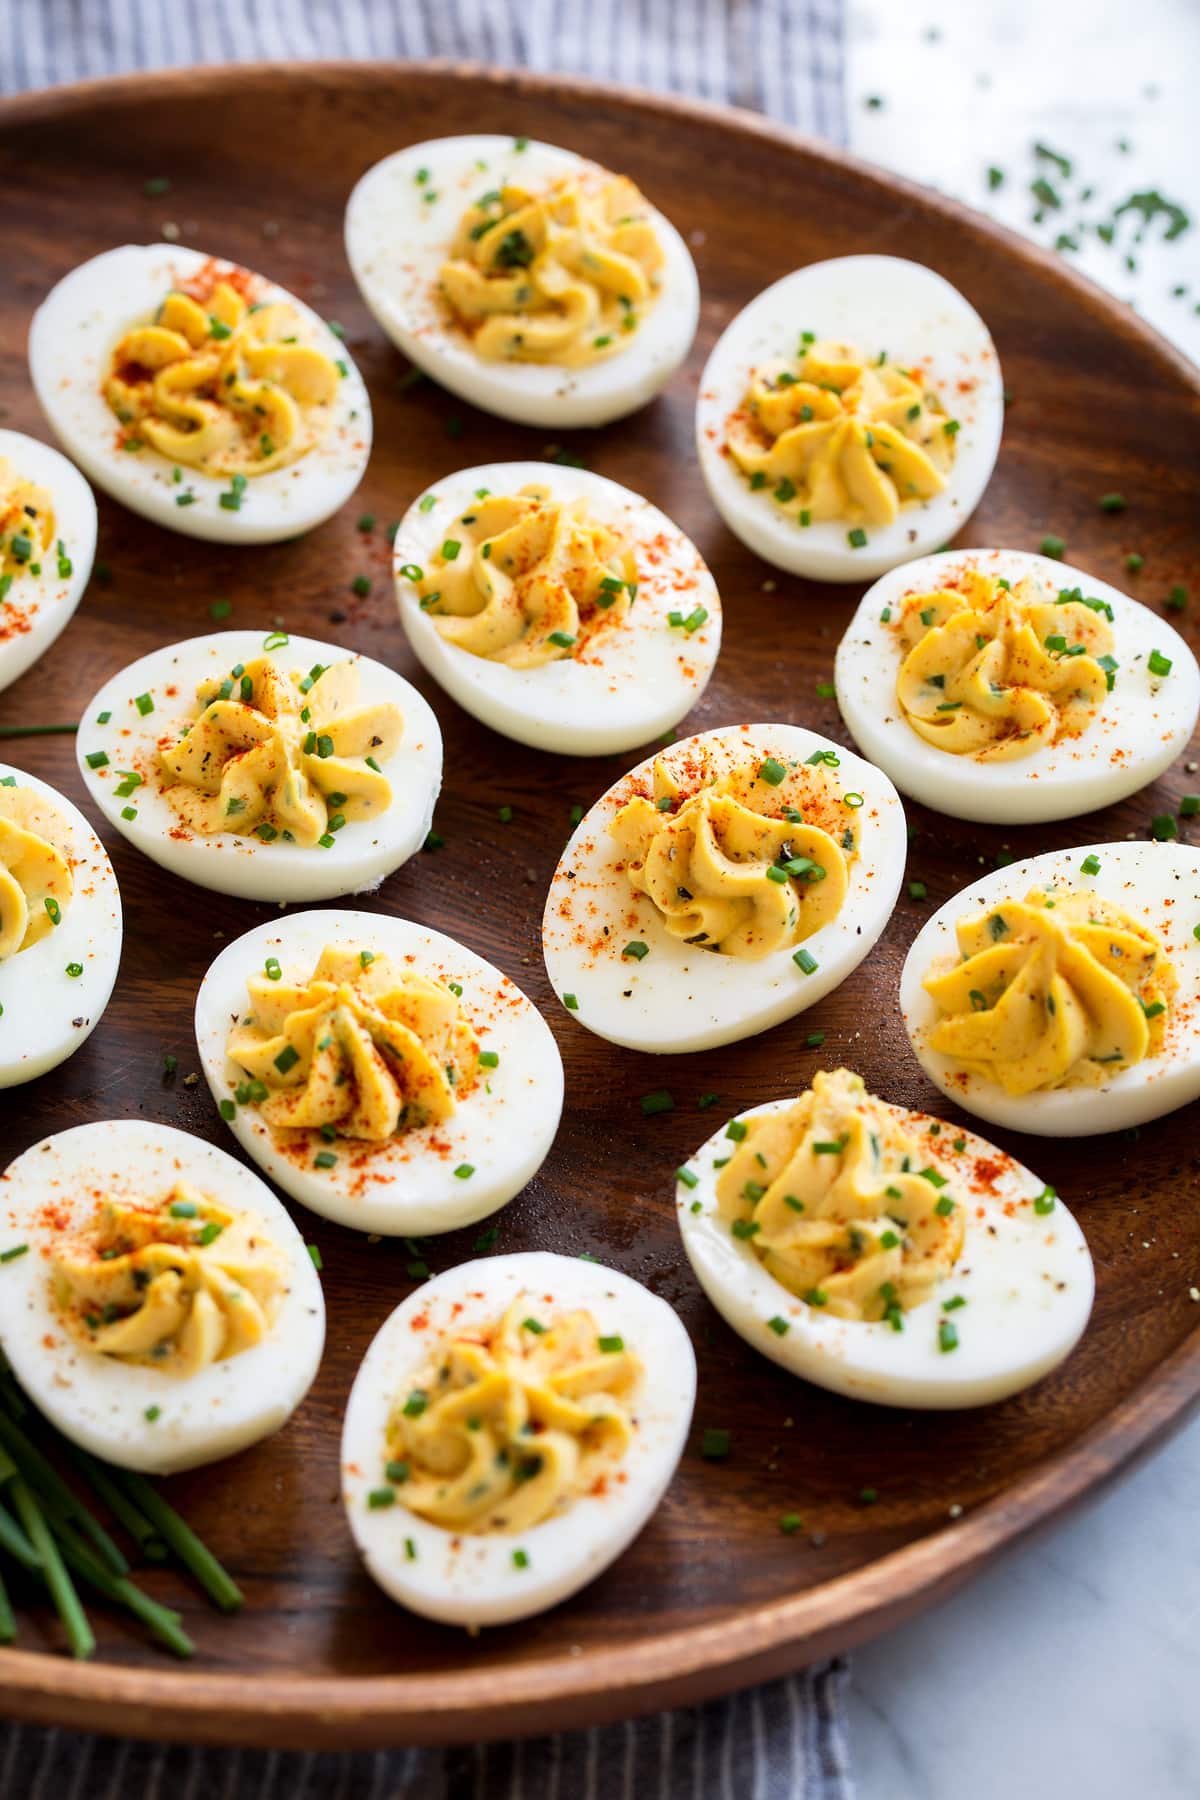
[835,549,1200,824]
[0,762,121,1088]
[341,1250,697,1626]
[900,840,1200,1136]
[195,909,565,1235]
[344,134,700,428]
[28,244,372,544]
[695,255,1004,581]
[394,460,722,755]
[676,1097,1094,1408]
[0,1119,326,1474]
[75,630,443,902]
[542,723,908,1053]
[0,430,97,695]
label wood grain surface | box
[0,61,1198,1749]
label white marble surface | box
[841,5,1200,1796]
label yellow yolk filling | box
[717,1068,964,1320]
[727,338,956,529]
[227,944,480,1142]
[609,752,852,959]
[439,173,664,367]
[895,570,1116,760]
[52,1182,287,1375]
[104,279,340,478]
[924,888,1175,1095]
[0,786,72,960]
[384,1295,641,1533]
[158,656,403,846]
[0,458,55,586]
[414,484,637,666]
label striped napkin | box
[0,3,852,1794]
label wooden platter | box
[0,61,1198,1749]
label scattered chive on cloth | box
[0,2,852,1795]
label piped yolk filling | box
[413,484,637,666]
[382,1295,641,1533]
[0,785,72,960]
[158,656,403,846]
[0,458,55,590]
[52,1182,286,1375]
[895,570,1116,761]
[609,751,854,959]
[716,1068,964,1321]
[227,944,480,1142]
[726,338,956,530]
[439,172,664,367]
[924,888,1175,1095]
[104,277,340,478]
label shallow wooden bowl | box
[0,61,1197,1749]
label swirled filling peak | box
[439,171,664,366]
[0,457,55,589]
[51,1182,287,1375]
[717,1068,964,1320]
[382,1295,641,1533]
[726,337,956,529]
[227,944,480,1142]
[104,269,341,477]
[609,750,856,959]
[924,887,1175,1095]
[0,785,72,960]
[895,569,1116,761]
[413,484,637,666]
[158,655,403,846]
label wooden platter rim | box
[0,1327,1195,1747]
[0,57,1198,1749]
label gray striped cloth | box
[0,3,851,1795]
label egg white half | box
[29,244,371,544]
[542,723,908,1053]
[901,841,1200,1136]
[835,548,1200,825]
[196,910,564,1235]
[0,430,97,695]
[341,1250,696,1627]
[345,134,700,428]
[76,629,442,903]
[394,460,721,755]
[0,1119,325,1473]
[676,1095,1093,1408]
[0,764,121,1088]
[695,255,1004,581]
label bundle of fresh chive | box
[0,1354,242,1659]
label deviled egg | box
[196,910,564,1235]
[901,841,1200,1136]
[542,723,907,1052]
[345,134,699,428]
[0,430,96,694]
[0,1119,324,1473]
[835,549,1200,824]
[696,256,1003,581]
[394,460,721,755]
[30,245,371,543]
[676,1068,1093,1408]
[341,1250,695,1627]
[76,629,441,903]
[0,764,121,1087]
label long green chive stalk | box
[0,1358,239,1654]
[0,723,79,738]
[113,1472,244,1612]
[0,1411,128,1577]
[8,1476,95,1660]
[63,1444,168,1562]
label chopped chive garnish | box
[793,947,818,974]
[640,1090,674,1116]
[700,1428,730,1460]
[454,1163,475,1179]
[622,940,649,960]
